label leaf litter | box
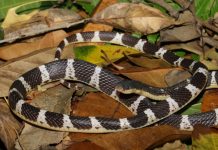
[0,0,218,149]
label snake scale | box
[8,31,218,133]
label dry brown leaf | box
[160,10,198,43]
[176,10,195,25]
[15,85,73,150]
[202,37,218,49]
[120,68,183,87]
[154,140,187,150]
[201,89,218,112]
[164,41,203,56]
[201,60,218,70]
[202,47,218,70]
[92,3,175,34]
[0,42,74,97]
[125,55,171,69]
[67,92,190,150]
[0,100,22,150]
[160,24,200,42]
[165,69,191,86]
[2,8,82,43]
[69,92,132,142]
[66,141,104,150]
[0,30,68,60]
[83,0,117,32]
[88,125,190,150]
[73,92,132,118]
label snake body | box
[8,31,218,133]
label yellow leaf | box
[192,126,218,150]
[73,45,139,65]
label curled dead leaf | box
[92,3,175,34]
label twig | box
[100,49,124,70]
[14,127,25,150]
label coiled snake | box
[8,31,218,133]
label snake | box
[8,31,218,133]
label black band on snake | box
[8,31,218,133]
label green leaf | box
[149,2,167,14]
[181,103,201,115]
[195,0,218,20]
[0,0,57,21]
[174,51,186,57]
[181,93,203,115]
[192,54,200,61]
[147,33,159,44]
[76,0,100,15]
[164,0,181,11]
[131,32,142,38]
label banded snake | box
[8,31,218,133]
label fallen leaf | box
[176,10,195,25]
[201,89,218,112]
[74,45,139,65]
[1,1,39,28]
[15,85,73,150]
[160,24,200,42]
[202,37,218,49]
[120,68,183,87]
[165,69,191,86]
[68,92,190,149]
[73,92,132,118]
[82,0,116,32]
[67,141,104,150]
[204,47,218,65]
[201,47,218,70]
[125,54,171,69]
[88,125,190,150]
[0,30,68,60]
[154,140,187,150]
[0,100,22,150]
[192,125,218,150]
[0,43,73,97]
[92,3,175,34]
[164,41,203,56]
[2,8,82,43]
